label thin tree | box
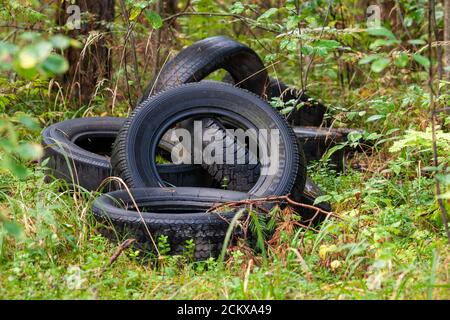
[56,1,115,105]
[444,0,450,80]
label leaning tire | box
[141,37,269,192]
[41,117,213,191]
[222,75,328,127]
[112,82,307,198]
[140,36,269,100]
[92,187,249,260]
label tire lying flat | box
[92,187,249,260]
[41,117,122,191]
[41,117,213,191]
[112,82,307,198]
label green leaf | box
[313,195,332,205]
[70,39,82,49]
[34,41,53,62]
[322,144,346,163]
[314,39,341,49]
[325,68,337,80]
[366,114,385,122]
[369,39,400,50]
[0,42,17,70]
[258,8,278,21]
[18,42,52,69]
[129,8,141,21]
[1,156,29,179]
[347,131,363,143]
[145,11,163,29]
[18,46,38,69]
[300,44,313,55]
[412,54,430,69]
[281,106,294,114]
[437,191,450,199]
[0,137,15,153]
[316,47,328,57]
[14,63,38,79]
[230,2,245,14]
[134,0,151,9]
[281,38,297,52]
[2,220,23,239]
[366,132,382,140]
[17,114,40,131]
[50,35,70,50]
[367,27,397,40]
[359,54,381,65]
[16,142,43,160]
[371,57,390,73]
[394,52,409,68]
[408,39,426,45]
[264,53,276,62]
[286,14,300,30]
[19,32,40,41]
[41,54,69,74]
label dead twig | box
[104,238,136,270]
[208,195,341,220]
[162,11,279,34]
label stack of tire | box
[41,36,345,261]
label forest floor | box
[0,74,449,300]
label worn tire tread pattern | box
[111,81,307,198]
[92,187,249,260]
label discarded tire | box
[76,36,347,261]
[140,37,270,191]
[222,75,327,127]
[294,126,362,171]
[112,81,307,198]
[140,35,269,100]
[41,117,213,191]
[92,187,249,260]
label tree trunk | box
[150,0,180,81]
[57,0,115,105]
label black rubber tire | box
[139,37,270,192]
[293,126,362,171]
[140,35,269,100]
[191,117,261,192]
[92,187,249,260]
[222,75,327,127]
[112,82,307,198]
[41,117,213,191]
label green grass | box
[0,1,449,298]
[0,77,448,299]
[0,154,448,299]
